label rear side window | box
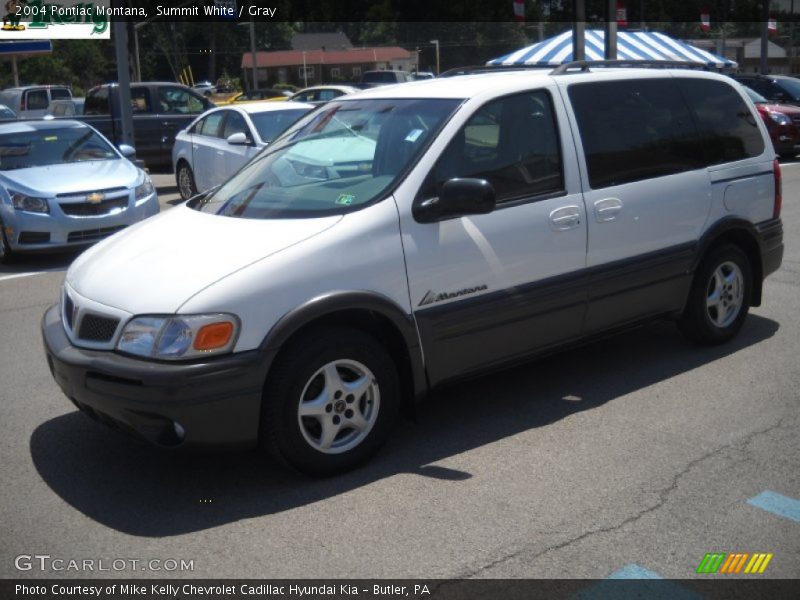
[676,78,765,165]
[130,87,152,113]
[50,88,71,100]
[424,90,564,203]
[85,87,110,115]
[569,78,704,189]
[199,112,224,137]
[25,90,49,111]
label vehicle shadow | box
[30,316,779,537]
[0,250,81,275]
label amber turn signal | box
[193,322,234,351]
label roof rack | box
[439,64,554,78]
[549,60,716,75]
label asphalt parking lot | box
[0,166,798,582]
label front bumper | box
[2,193,159,253]
[41,304,269,448]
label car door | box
[220,109,259,182]
[127,86,162,161]
[564,76,712,334]
[157,86,208,163]
[190,111,227,192]
[399,89,588,386]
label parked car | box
[0,120,158,263]
[192,81,216,96]
[733,73,800,106]
[741,86,800,158]
[222,89,293,104]
[76,82,213,168]
[288,85,359,105]
[42,67,783,475]
[172,101,314,200]
[355,70,414,89]
[0,85,72,119]
[412,72,436,81]
[0,104,16,121]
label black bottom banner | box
[3,579,799,600]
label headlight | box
[134,176,155,202]
[117,314,239,360]
[10,191,49,214]
[768,112,792,126]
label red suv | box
[741,86,800,159]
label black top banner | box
[4,0,800,24]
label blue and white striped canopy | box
[488,29,737,68]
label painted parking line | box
[0,269,65,282]
[747,490,800,523]
[574,564,703,600]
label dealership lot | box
[0,166,798,580]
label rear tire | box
[678,244,752,345]
[261,327,400,476]
[176,162,198,201]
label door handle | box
[549,205,582,231]
[594,198,623,222]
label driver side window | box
[423,90,564,204]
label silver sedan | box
[172,102,314,200]
[0,120,159,264]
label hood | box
[0,159,140,196]
[67,205,343,314]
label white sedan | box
[172,102,314,200]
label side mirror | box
[413,178,496,223]
[118,144,136,158]
[226,132,250,146]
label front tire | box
[678,244,752,345]
[0,223,14,265]
[261,327,400,476]
[176,162,198,201]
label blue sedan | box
[0,120,159,263]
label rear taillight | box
[773,158,782,219]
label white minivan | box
[42,65,784,475]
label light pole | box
[430,39,440,75]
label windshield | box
[777,77,800,100]
[194,97,461,219]
[0,126,118,171]
[743,86,768,104]
[250,108,312,143]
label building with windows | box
[241,46,418,89]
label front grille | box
[67,225,126,243]
[60,197,128,216]
[17,231,50,244]
[56,186,127,198]
[78,314,120,342]
[64,295,75,330]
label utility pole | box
[112,19,134,149]
[249,16,257,90]
[573,0,585,61]
[605,0,617,59]
[430,40,440,75]
[760,0,770,74]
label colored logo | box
[335,194,355,206]
[86,192,105,204]
[696,552,773,574]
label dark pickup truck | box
[76,82,213,168]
